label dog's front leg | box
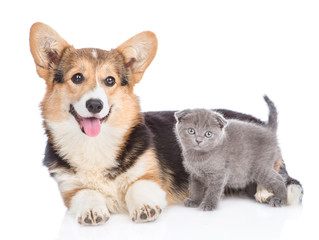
[67,189,110,226]
[125,180,167,223]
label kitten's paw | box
[131,204,162,223]
[184,198,201,208]
[77,207,110,226]
[269,197,284,207]
[199,202,216,211]
[255,184,274,203]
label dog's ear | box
[116,31,157,84]
[29,22,70,80]
[175,109,192,122]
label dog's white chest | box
[47,119,129,170]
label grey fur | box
[175,96,287,211]
[263,95,278,131]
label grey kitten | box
[174,96,287,211]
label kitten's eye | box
[104,76,116,87]
[71,73,85,84]
[205,131,213,138]
[188,128,195,135]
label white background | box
[0,0,318,239]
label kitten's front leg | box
[200,173,226,211]
[184,174,205,208]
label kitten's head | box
[175,109,227,151]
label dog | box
[29,22,303,225]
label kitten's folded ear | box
[213,112,228,129]
[175,109,192,122]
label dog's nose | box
[86,99,103,114]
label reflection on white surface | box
[55,197,304,240]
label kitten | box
[174,96,287,211]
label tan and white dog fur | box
[30,23,303,225]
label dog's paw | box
[69,190,111,226]
[184,198,201,208]
[287,184,303,205]
[125,180,167,223]
[199,202,216,211]
[269,197,284,207]
[131,204,162,223]
[77,207,110,226]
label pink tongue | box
[81,118,101,137]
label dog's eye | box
[104,76,116,87]
[71,73,85,84]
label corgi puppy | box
[30,22,303,225]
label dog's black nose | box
[86,99,103,114]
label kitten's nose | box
[196,139,202,145]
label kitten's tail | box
[264,95,278,132]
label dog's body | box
[30,23,303,225]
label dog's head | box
[30,23,157,137]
